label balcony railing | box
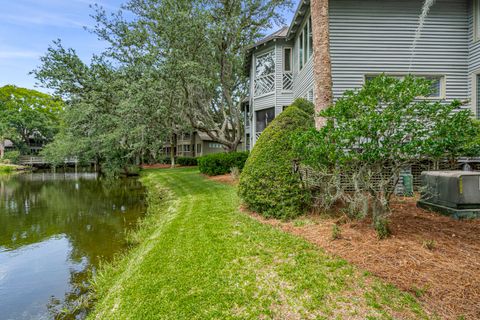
[254,74,275,97]
[283,72,293,91]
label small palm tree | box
[311,0,333,129]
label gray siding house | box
[246,0,480,148]
[163,131,245,158]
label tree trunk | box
[170,133,176,168]
[190,132,196,158]
[311,0,333,129]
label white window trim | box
[471,69,480,118]
[363,73,446,100]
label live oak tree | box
[34,0,291,172]
[92,0,292,152]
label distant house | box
[245,0,479,148]
[163,131,245,158]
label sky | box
[0,0,297,94]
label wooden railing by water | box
[19,156,79,166]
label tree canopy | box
[33,0,292,174]
[0,85,63,156]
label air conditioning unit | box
[417,171,480,219]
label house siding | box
[329,0,469,106]
[248,0,474,148]
[251,40,296,143]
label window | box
[208,143,223,149]
[308,88,314,102]
[254,50,276,96]
[197,143,202,154]
[284,48,292,72]
[182,145,190,152]
[299,32,304,70]
[308,16,313,57]
[365,74,445,99]
[298,15,313,71]
[255,51,275,78]
[255,107,275,133]
[475,0,480,41]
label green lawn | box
[89,168,427,319]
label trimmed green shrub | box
[238,98,314,219]
[157,156,170,164]
[3,150,20,164]
[198,151,249,176]
[177,157,198,166]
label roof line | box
[286,0,311,40]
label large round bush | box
[238,99,314,219]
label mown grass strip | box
[89,168,427,319]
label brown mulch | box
[205,174,238,186]
[245,198,480,320]
[140,164,197,169]
[141,164,174,169]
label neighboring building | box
[163,132,244,158]
[246,0,479,148]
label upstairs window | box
[284,48,292,72]
[308,16,313,57]
[298,15,313,71]
[255,51,275,78]
[254,50,276,96]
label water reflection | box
[0,172,146,319]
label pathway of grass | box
[89,168,427,319]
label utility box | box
[417,171,480,219]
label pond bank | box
[0,163,28,173]
[89,168,426,319]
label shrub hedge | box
[177,157,198,166]
[238,98,314,219]
[3,150,20,164]
[198,151,249,176]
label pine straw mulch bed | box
[244,197,480,320]
[140,164,197,169]
[205,174,238,185]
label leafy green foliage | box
[3,151,20,164]
[294,75,480,234]
[239,99,314,219]
[176,157,198,166]
[0,165,14,173]
[198,151,249,176]
[33,42,175,176]
[0,85,63,154]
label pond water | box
[0,171,146,319]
